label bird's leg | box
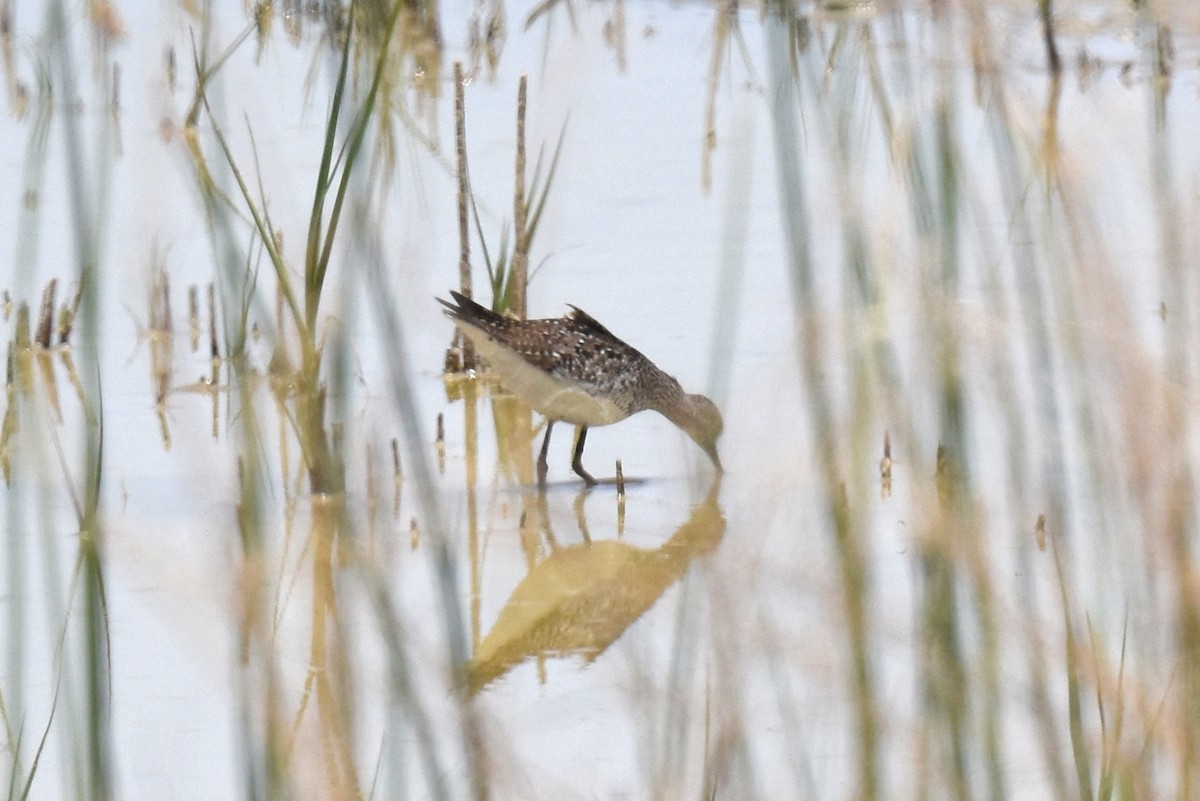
[570,426,598,487]
[537,420,555,486]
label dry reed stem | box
[511,74,528,319]
[454,61,475,369]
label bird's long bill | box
[702,441,722,472]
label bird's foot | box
[572,461,598,487]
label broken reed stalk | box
[880,431,892,499]
[59,283,82,344]
[454,61,475,369]
[511,74,528,320]
[436,412,446,473]
[161,272,172,335]
[188,284,199,351]
[166,46,177,93]
[207,282,219,358]
[35,278,56,348]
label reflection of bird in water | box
[466,477,724,694]
[439,291,723,486]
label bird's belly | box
[536,384,626,426]
[459,324,628,426]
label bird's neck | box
[651,378,695,429]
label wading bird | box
[440,291,723,486]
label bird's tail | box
[437,290,504,328]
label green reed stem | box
[307,0,406,335]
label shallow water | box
[4,1,1200,799]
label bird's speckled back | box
[440,291,683,417]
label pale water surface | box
[4,1,1200,799]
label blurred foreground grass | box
[3,0,1200,799]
